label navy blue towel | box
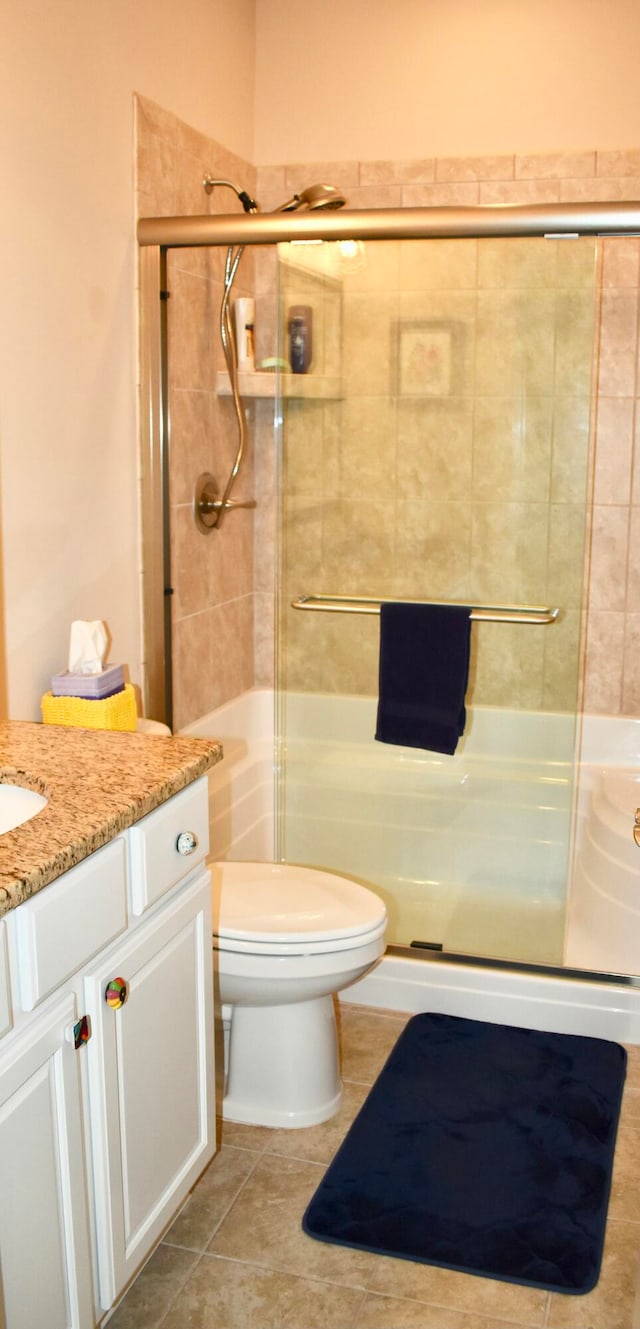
[375,602,471,755]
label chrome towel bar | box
[291,595,560,625]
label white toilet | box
[211,861,387,1129]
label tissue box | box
[41,684,138,732]
[51,664,125,699]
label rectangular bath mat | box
[303,1012,626,1294]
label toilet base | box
[223,994,343,1128]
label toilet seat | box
[212,861,387,957]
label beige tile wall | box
[135,95,258,729]
[259,152,640,716]
[136,104,640,723]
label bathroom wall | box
[254,0,640,164]
[0,0,255,721]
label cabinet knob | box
[105,977,129,1009]
[176,830,198,856]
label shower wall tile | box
[632,406,640,504]
[601,237,640,288]
[582,611,625,714]
[478,180,561,205]
[401,182,480,207]
[597,290,639,396]
[346,185,403,209]
[135,97,258,726]
[477,238,557,289]
[284,161,360,193]
[393,501,472,600]
[396,398,473,502]
[399,239,477,291]
[542,611,582,712]
[470,620,546,710]
[359,160,436,185]
[472,397,553,503]
[169,389,214,506]
[469,502,550,604]
[554,290,597,396]
[475,289,556,396]
[625,507,640,612]
[560,175,640,202]
[550,397,591,505]
[621,613,640,712]
[515,150,596,179]
[435,154,514,182]
[592,397,634,505]
[588,506,629,611]
[546,506,589,610]
[597,148,640,177]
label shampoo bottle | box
[288,305,313,374]
[234,297,255,372]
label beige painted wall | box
[0,0,255,720]
[254,0,640,164]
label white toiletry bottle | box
[234,297,255,372]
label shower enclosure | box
[137,200,640,985]
[274,233,597,969]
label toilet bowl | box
[212,861,387,1129]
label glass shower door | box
[274,234,598,968]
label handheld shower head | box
[276,182,347,213]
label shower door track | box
[137,198,640,726]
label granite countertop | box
[0,722,223,917]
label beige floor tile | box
[355,1292,533,1328]
[547,1218,640,1329]
[112,1004,640,1329]
[209,1152,380,1288]
[217,1115,276,1152]
[158,1254,365,1328]
[266,1080,371,1164]
[107,1244,201,1329]
[338,1004,410,1083]
[367,1254,548,1326]
[609,1119,640,1223]
[164,1145,261,1251]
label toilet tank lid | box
[212,861,387,943]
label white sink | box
[0,783,48,835]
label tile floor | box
[108,1003,640,1329]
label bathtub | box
[182,688,640,1044]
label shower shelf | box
[215,370,344,400]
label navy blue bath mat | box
[303,1013,626,1294]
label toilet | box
[211,861,387,1129]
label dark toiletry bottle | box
[288,305,313,373]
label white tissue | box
[68,620,107,675]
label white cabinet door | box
[84,869,214,1309]
[0,995,94,1329]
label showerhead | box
[203,175,347,215]
[276,182,347,213]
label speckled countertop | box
[0,722,222,918]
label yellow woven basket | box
[41,684,138,732]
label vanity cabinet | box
[0,992,94,1328]
[0,776,215,1328]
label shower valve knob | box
[634,810,640,848]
